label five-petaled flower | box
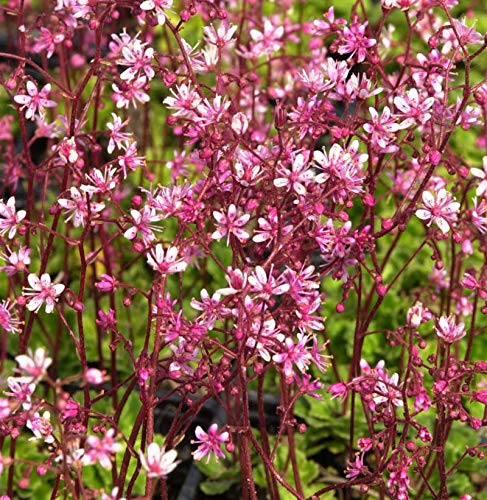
[435,315,466,343]
[139,442,179,478]
[146,245,188,274]
[15,347,52,382]
[82,429,123,469]
[58,187,105,227]
[212,204,250,244]
[22,273,65,314]
[13,81,56,120]
[0,196,26,239]
[140,0,173,25]
[191,424,229,463]
[415,189,460,234]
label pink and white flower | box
[435,315,466,343]
[22,273,65,314]
[140,0,173,25]
[0,246,31,275]
[58,187,105,227]
[191,424,229,463]
[0,300,22,334]
[139,442,179,478]
[146,245,188,274]
[415,189,460,234]
[212,204,250,244]
[27,411,55,444]
[13,81,56,120]
[15,347,52,382]
[0,196,26,239]
[82,429,123,469]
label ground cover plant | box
[0,0,487,498]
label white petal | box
[27,274,41,289]
[415,209,431,221]
[26,296,43,312]
[421,191,434,206]
[436,217,450,234]
[124,227,137,240]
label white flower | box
[15,347,52,382]
[0,196,26,239]
[22,273,65,314]
[139,442,179,478]
[146,245,187,274]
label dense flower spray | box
[0,0,486,498]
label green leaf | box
[200,477,240,495]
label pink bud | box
[36,465,47,476]
[132,195,143,206]
[95,274,118,292]
[429,150,441,165]
[363,193,375,207]
[85,368,105,385]
[473,390,487,404]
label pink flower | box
[192,424,229,463]
[0,300,22,334]
[212,204,250,244]
[15,347,52,382]
[58,187,105,227]
[139,442,179,478]
[95,274,119,292]
[435,315,465,343]
[5,377,35,409]
[415,189,460,234]
[273,333,313,380]
[471,197,487,233]
[82,429,123,469]
[337,21,376,63]
[0,246,31,275]
[0,196,26,239]
[252,208,292,244]
[393,88,434,126]
[216,267,248,296]
[123,206,163,243]
[26,411,54,444]
[112,77,150,109]
[204,23,238,47]
[406,301,432,328]
[85,368,106,385]
[106,113,131,154]
[13,81,56,120]
[471,156,487,196]
[247,19,284,58]
[81,167,118,195]
[22,273,65,314]
[32,27,65,59]
[373,372,403,408]
[363,106,408,152]
[313,140,367,203]
[473,390,487,404]
[146,245,188,274]
[163,83,202,119]
[274,152,314,196]
[140,0,173,25]
[328,382,348,401]
[345,452,368,479]
[118,37,155,83]
[117,141,145,178]
[248,266,290,298]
